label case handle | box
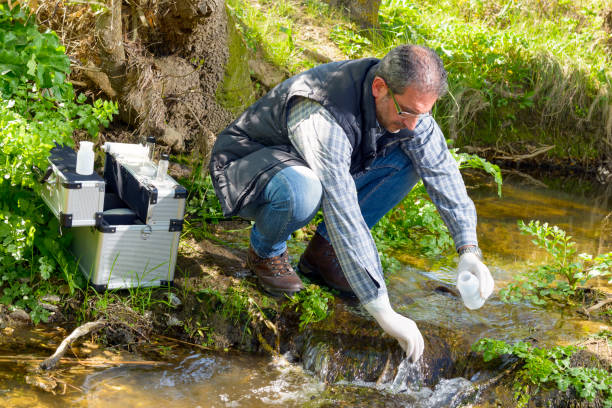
[40,166,54,184]
[141,225,153,240]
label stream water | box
[1,172,610,407]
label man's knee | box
[274,166,322,222]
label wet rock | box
[9,308,31,323]
[25,375,58,393]
[38,302,59,313]
[303,384,418,407]
[291,300,473,387]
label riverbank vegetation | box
[473,336,612,407]
[0,4,116,323]
[501,220,612,313]
[1,1,611,405]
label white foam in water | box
[420,377,473,408]
[390,357,423,393]
[353,357,474,408]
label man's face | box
[372,76,438,133]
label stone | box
[9,308,31,323]
[167,315,183,327]
[41,295,61,303]
[167,293,182,307]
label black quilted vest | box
[209,58,395,216]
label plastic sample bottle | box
[456,270,485,310]
[156,153,169,181]
[75,141,95,175]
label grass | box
[226,0,612,163]
[369,0,611,161]
[226,0,345,73]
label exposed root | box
[494,144,555,161]
[582,297,612,314]
[40,320,107,370]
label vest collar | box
[361,63,381,135]
[358,63,387,169]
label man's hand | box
[458,252,494,299]
[364,295,424,362]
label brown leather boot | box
[298,232,355,296]
[246,246,304,297]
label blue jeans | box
[238,145,420,258]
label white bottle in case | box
[457,270,485,310]
[76,141,95,175]
[156,153,169,181]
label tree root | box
[40,319,107,370]
[494,145,555,161]
[582,297,612,315]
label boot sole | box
[257,278,303,298]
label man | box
[209,44,494,362]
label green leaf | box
[26,54,36,76]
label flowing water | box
[1,173,610,407]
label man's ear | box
[372,76,387,99]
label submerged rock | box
[288,299,478,393]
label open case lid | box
[103,152,157,222]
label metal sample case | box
[71,211,180,290]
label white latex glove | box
[458,252,494,299]
[364,295,424,362]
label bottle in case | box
[40,145,105,227]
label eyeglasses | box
[388,87,432,121]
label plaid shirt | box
[287,98,477,304]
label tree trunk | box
[36,0,254,161]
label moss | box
[216,6,256,115]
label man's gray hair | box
[375,44,448,97]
